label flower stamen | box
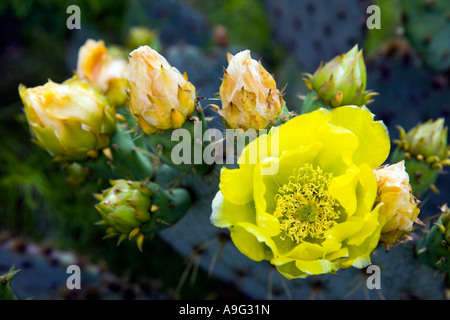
[274,164,339,242]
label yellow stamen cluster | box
[274,164,339,243]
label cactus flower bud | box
[391,118,450,197]
[417,204,450,274]
[373,161,421,247]
[77,39,129,107]
[128,45,196,134]
[303,45,377,108]
[0,265,20,300]
[95,179,191,251]
[127,26,161,52]
[218,50,286,130]
[394,118,450,171]
[19,77,117,162]
[95,180,152,250]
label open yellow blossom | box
[219,50,285,130]
[373,161,421,247]
[77,39,128,106]
[127,45,196,134]
[211,106,390,279]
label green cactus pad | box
[144,105,214,175]
[402,0,450,72]
[391,149,440,198]
[264,0,369,72]
[416,213,450,274]
[81,121,155,182]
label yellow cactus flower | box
[219,50,285,130]
[127,45,196,134]
[19,77,117,162]
[373,161,421,247]
[211,106,391,279]
[77,39,128,106]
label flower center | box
[274,163,340,243]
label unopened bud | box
[303,45,376,108]
[373,161,421,247]
[128,46,196,134]
[19,77,117,162]
[219,50,285,130]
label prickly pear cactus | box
[164,44,231,127]
[84,120,155,182]
[264,0,370,72]
[417,204,450,274]
[402,0,450,72]
[364,44,450,216]
[390,118,449,198]
[5,0,450,302]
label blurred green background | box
[0,0,449,300]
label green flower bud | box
[0,265,20,300]
[303,45,377,108]
[394,118,450,171]
[95,179,191,251]
[95,180,152,250]
[127,26,161,52]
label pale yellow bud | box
[77,39,128,106]
[127,46,196,134]
[19,77,117,162]
[219,50,284,130]
[373,161,421,246]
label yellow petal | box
[323,220,363,244]
[170,108,186,129]
[315,123,358,175]
[275,142,323,184]
[252,165,280,237]
[347,207,380,246]
[355,163,378,216]
[277,108,331,153]
[286,242,326,261]
[329,165,360,217]
[219,166,254,205]
[325,247,349,261]
[295,259,338,276]
[230,222,274,262]
[210,191,255,228]
[329,106,390,168]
